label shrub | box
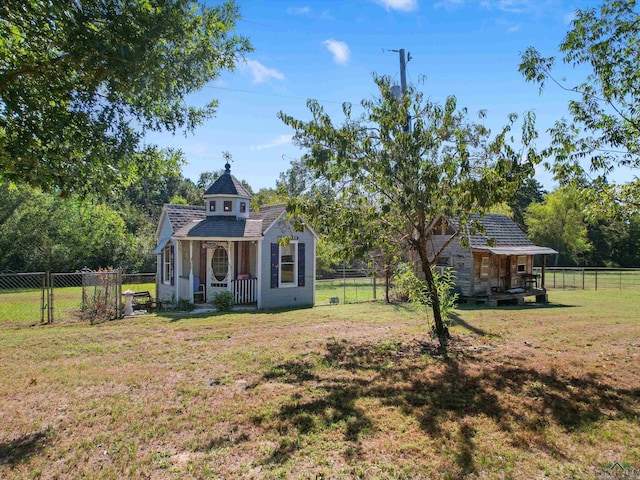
[212,291,234,312]
[392,263,459,331]
[176,298,194,311]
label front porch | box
[469,248,553,306]
[172,238,261,306]
[193,277,258,306]
[463,287,549,306]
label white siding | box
[259,220,315,310]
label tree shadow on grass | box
[448,312,492,337]
[259,337,640,476]
[0,430,50,467]
[456,301,579,312]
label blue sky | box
[146,0,600,192]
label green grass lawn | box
[1,289,639,479]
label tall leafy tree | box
[585,215,640,267]
[519,0,640,215]
[279,75,538,345]
[0,186,129,271]
[507,177,546,232]
[0,0,251,195]
[525,187,592,266]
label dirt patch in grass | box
[0,292,639,479]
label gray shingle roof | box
[163,203,286,239]
[466,214,534,248]
[203,164,252,197]
[174,217,264,238]
[164,204,206,231]
[249,204,285,230]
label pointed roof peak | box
[204,163,252,198]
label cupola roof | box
[203,163,252,198]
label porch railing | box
[232,278,257,305]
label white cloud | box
[242,59,285,84]
[480,0,546,14]
[323,39,350,65]
[250,135,292,151]
[286,6,334,20]
[374,0,418,12]
[182,143,209,156]
[287,6,311,15]
[434,0,464,10]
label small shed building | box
[427,214,557,305]
[154,163,317,309]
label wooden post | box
[541,255,546,289]
[487,253,492,296]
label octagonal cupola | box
[203,162,252,219]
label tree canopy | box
[279,75,539,344]
[525,187,592,266]
[0,0,251,195]
[519,0,640,214]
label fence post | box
[47,272,54,324]
[40,273,46,324]
[595,270,598,291]
[343,261,346,303]
[373,274,377,300]
[117,268,123,319]
[582,270,585,290]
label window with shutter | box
[270,243,279,288]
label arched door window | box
[211,246,229,283]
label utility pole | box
[390,48,411,131]
[398,48,407,97]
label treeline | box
[0,149,293,273]
[523,186,640,268]
[1,159,638,273]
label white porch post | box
[227,241,233,293]
[175,240,180,300]
[487,253,492,296]
[189,240,194,302]
[256,239,262,309]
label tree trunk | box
[416,243,448,347]
[385,266,391,303]
[423,262,447,343]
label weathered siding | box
[259,220,315,310]
[427,235,537,297]
[429,234,474,297]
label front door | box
[206,243,232,301]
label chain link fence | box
[542,267,640,290]
[49,271,121,324]
[0,272,48,326]
[316,268,382,306]
[0,270,155,327]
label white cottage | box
[154,163,317,309]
